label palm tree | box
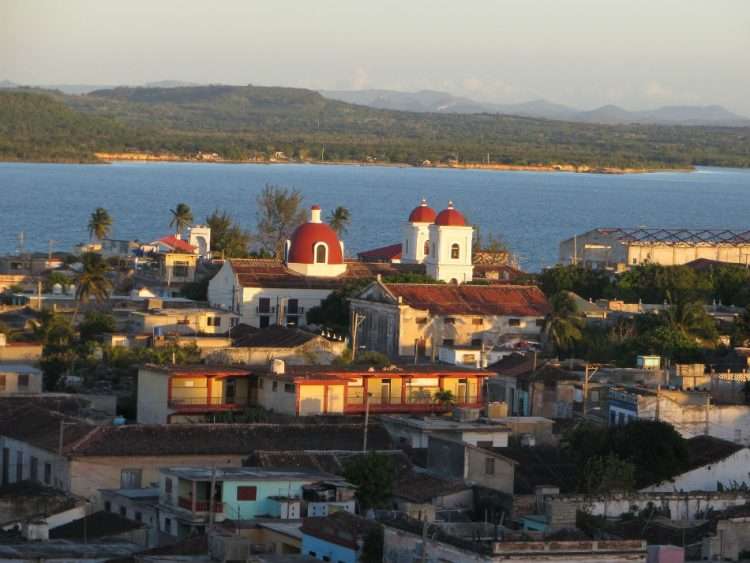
[543,292,585,356]
[433,389,456,407]
[664,296,717,341]
[73,252,113,323]
[327,206,351,236]
[87,208,112,241]
[169,203,194,236]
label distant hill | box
[2,85,750,169]
[321,89,750,126]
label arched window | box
[314,243,328,264]
[424,241,430,256]
[451,243,460,259]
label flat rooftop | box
[382,414,510,432]
[161,466,335,482]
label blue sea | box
[0,162,748,272]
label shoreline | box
[91,152,693,175]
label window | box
[207,316,221,327]
[164,517,172,534]
[30,457,38,482]
[416,317,427,325]
[443,339,454,346]
[44,463,51,485]
[485,457,495,475]
[472,318,483,326]
[471,338,482,347]
[315,243,328,264]
[284,383,295,393]
[173,261,189,278]
[272,381,278,392]
[451,243,460,259]
[444,317,455,324]
[165,477,173,493]
[508,318,521,327]
[237,486,257,501]
[259,315,270,328]
[121,468,143,489]
[287,299,299,314]
[105,501,112,512]
[258,297,271,314]
[462,354,476,364]
[536,318,545,327]
[423,241,430,256]
[477,440,493,449]
[16,451,22,482]
[135,511,143,522]
[18,374,29,387]
[119,505,127,517]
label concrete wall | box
[559,491,750,521]
[465,445,514,494]
[303,533,357,563]
[136,367,170,424]
[206,337,347,366]
[256,375,298,415]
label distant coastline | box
[92,152,691,175]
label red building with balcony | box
[254,365,489,417]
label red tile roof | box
[357,243,403,261]
[383,283,550,317]
[227,259,423,289]
[159,235,196,254]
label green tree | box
[543,292,585,356]
[169,203,194,235]
[360,525,384,563]
[87,207,112,241]
[579,454,636,494]
[343,452,395,510]
[78,311,116,342]
[306,280,370,331]
[74,252,113,321]
[327,206,351,236]
[433,389,456,406]
[255,184,306,256]
[206,209,252,258]
[38,314,76,390]
[536,265,613,300]
[664,297,718,342]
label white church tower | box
[425,202,474,283]
[402,199,437,264]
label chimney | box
[310,205,322,223]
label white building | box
[560,228,750,270]
[207,201,517,329]
[0,364,43,395]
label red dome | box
[287,223,344,264]
[435,202,467,226]
[408,199,436,223]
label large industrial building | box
[559,228,750,270]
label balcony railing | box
[345,400,482,414]
[178,496,224,513]
[168,397,244,410]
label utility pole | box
[582,364,599,417]
[351,311,365,362]
[362,392,372,453]
[705,393,711,436]
[655,385,661,421]
[208,465,218,528]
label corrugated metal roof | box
[596,228,750,245]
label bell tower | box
[425,202,474,283]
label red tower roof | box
[435,202,467,226]
[408,199,437,223]
[287,223,344,264]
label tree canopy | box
[255,184,306,256]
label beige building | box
[0,364,43,395]
[129,307,239,336]
[350,280,550,359]
[560,228,750,270]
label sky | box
[2,0,749,114]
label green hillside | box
[2,85,750,169]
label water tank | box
[271,358,286,375]
[113,415,126,426]
[487,401,509,419]
[52,283,63,295]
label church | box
[207,201,519,328]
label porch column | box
[206,376,212,407]
[191,480,196,512]
[401,377,407,405]
[323,385,329,414]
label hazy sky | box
[2,0,749,113]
